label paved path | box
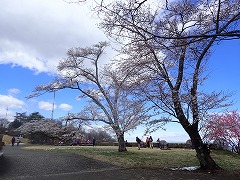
[0,145,125,180]
[0,145,239,180]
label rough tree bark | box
[185,125,221,170]
[117,133,127,152]
[172,90,221,170]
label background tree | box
[8,119,22,129]
[93,0,239,170]
[29,42,151,152]
[27,112,45,122]
[0,118,9,128]
[0,118,8,134]
[202,110,240,154]
[60,120,116,144]
[8,112,45,129]
[18,118,69,144]
[8,112,28,129]
[14,112,28,123]
[84,127,116,143]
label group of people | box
[11,136,20,146]
[136,136,163,150]
[71,137,96,147]
[145,136,154,149]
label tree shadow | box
[0,156,11,176]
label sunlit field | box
[2,135,29,145]
[24,145,240,171]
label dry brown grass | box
[2,135,29,145]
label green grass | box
[24,145,240,171]
[211,150,240,170]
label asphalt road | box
[0,145,125,180]
[0,145,239,180]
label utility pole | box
[5,107,8,119]
[51,91,56,120]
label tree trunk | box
[187,128,222,170]
[117,133,127,152]
[173,90,221,170]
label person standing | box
[146,137,150,148]
[11,136,15,146]
[16,137,20,146]
[149,136,153,149]
[136,137,141,150]
[157,138,160,149]
[92,137,96,147]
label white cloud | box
[0,108,15,122]
[58,103,73,111]
[8,88,21,95]
[0,0,106,74]
[0,94,25,109]
[38,101,56,111]
[159,132,190,143]
[0,94,25,122]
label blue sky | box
[0,0,239,143]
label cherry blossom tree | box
[202,110,240,154]
[17,118,78,144]
[29,42,152,152]
[18,119,63,144]
[83,127,116,142]
[85,0,240,170]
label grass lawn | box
[24,145,240,171]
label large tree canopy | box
[29,42,152,152]
[96,0,240,42]
[88,0,240,170]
